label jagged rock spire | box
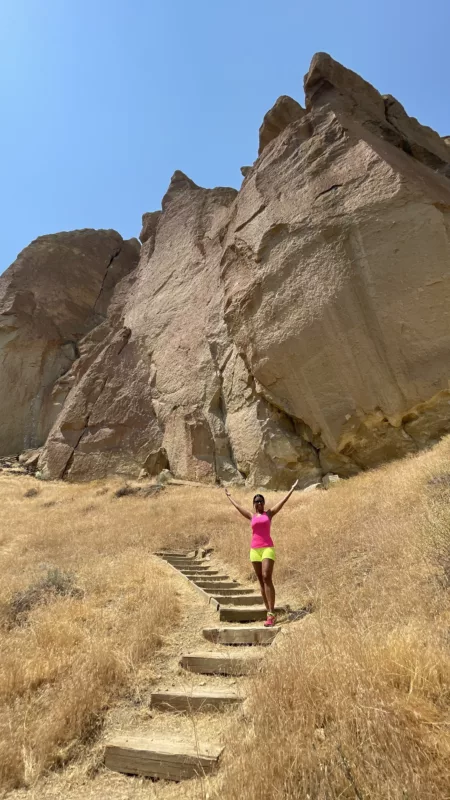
[162,170,201,211]
[258,95,305,156]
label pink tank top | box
[251,513,274,549]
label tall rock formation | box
[0,231,140,457]
[2,53,450,487]
[222,53,450,476]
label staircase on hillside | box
[104,550,285,782]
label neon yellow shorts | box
[250,547,276,563]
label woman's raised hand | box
[225,488,231,498]
[291,479,299,491]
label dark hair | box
[253,494,265,504]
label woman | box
[224,480,299,627]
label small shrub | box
[81,504,96,514]
[114,485,139,498]
[139,485,163,498]
[157,469,173,485]
[6,567,83,626]
[34,470,50,481]
[286,602,315,622]
[428,473,450,487]
[114,484,163,499]
[24,488,39,498]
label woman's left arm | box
[268,480,299,517]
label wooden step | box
[105,734,222,780]
[177,567,219,575]
[180,651,262,676]
[180,572,216,578]
[164,558,198,565]
[150,688,243,712]
[195,581,239,590]
[215,594,262,606]
[203,626,281,645]
[206,587,257,596]
[162,553,195,558]
[219,606,282,622]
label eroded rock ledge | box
[2,53,450,488]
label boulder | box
[18,448,42,471]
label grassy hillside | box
[0,477,181,792]
[1,434,450,797]
[208,440,450,799]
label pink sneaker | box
[264,613,276,627]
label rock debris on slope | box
[2,53,450,488]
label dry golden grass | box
[2,433,450,798]
[0,476,182,792]
[207,441,450,800]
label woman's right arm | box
[224,489,252,520]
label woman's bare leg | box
[262,558,275,613]
[252,561,269,610]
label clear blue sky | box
[1,0,449,272]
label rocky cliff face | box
[3,53,450,487]
[0,231,140,457]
